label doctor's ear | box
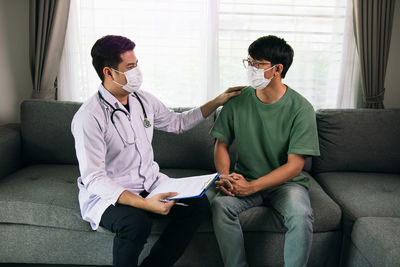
[103,67,113,79]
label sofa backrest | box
[21,100,81,165]
[312,109,400,173]
[152,108,216,171]
[20,100,217,171]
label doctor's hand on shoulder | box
[216,86,245,106]
[200,86,245,118]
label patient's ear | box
[275,64,284,76]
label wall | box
[384,0,400,108]
[0,0,32,124]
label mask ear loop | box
[109,68,127,87]
[263,65,276,73]
[264,65,277,80]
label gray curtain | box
[353,0,395,108]
[29,0,70,100]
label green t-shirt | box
[210,86,320,189]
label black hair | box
[248,35,294,78]
[91,35,136,82]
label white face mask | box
[247,65,275,90]
[112,66,143,93]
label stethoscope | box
[98,91,151,146]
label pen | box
[160,199,189,207]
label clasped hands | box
[215,172,255,197]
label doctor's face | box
[112,50,139,85]
[117,50,138,72]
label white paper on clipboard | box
[146,173,219,200]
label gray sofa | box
[312,109,400,267]
[0,100,397,266]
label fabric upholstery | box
[0,224,341,267]
[21,100,216,170]
[341,234,372,267]
[0,165,88,231]
[152,112,216,171]
[314,172,400,234]
[0,224,113,265]
[21,100,81,165]
[313,109,400,173]
[0,124,21,180]
[351,217,400,267]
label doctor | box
[71,35,241,267]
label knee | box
[183,195,210,219]
[210,196,236,220]
[117,212,152,241]
[196,195,211,216]
[210,196,226,213]
[285,212,314,232]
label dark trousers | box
[100,195,210,267]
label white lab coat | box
[71,85,204,230]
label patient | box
[210,35,320,267]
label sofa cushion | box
[21,100,81,165]
[314,172,400,234]
[0,164,90,231]
[351,217,400,267]
[313,109,400,173]
[0,165,214,234]
[0,165,340,235]
[0,124,21,180]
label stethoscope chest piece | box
[98,90,151,128]
[143,119,151,128]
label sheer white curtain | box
[218,0,349,109]
[336,0,361,108]
[59,0,352,109]
[59,0,216,107]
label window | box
[59,0,347,109]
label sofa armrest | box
[0,123,22,179]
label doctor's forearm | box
[200,86,243,117]
[200,98,221,118]
[117,190,146,208]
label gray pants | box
[211,182,313,267]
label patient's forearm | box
[214,139,230,175]
[250,154,305,191]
